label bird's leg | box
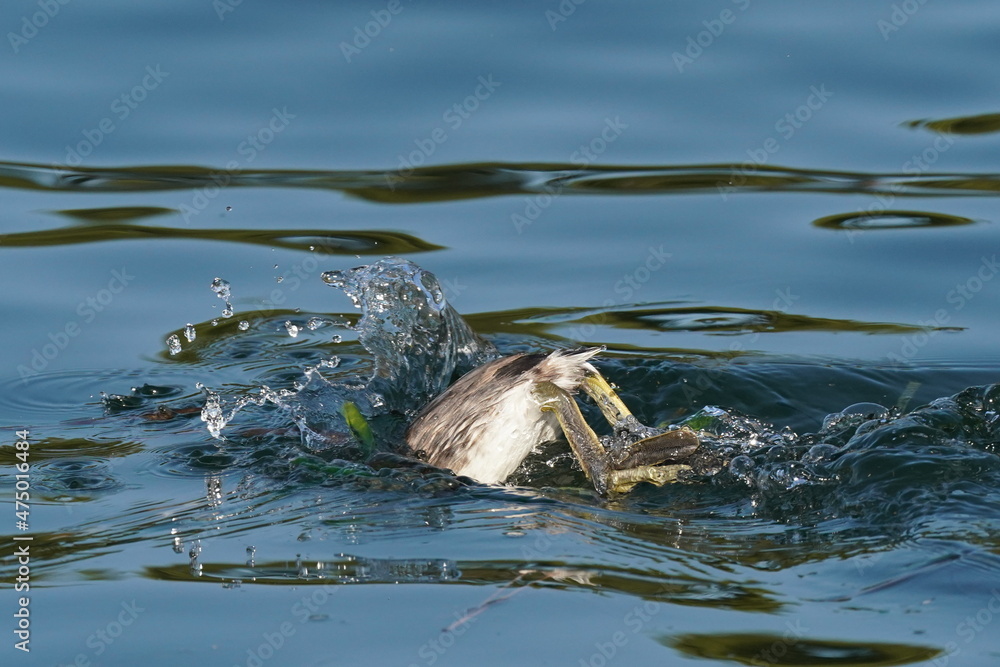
[535,380,697,495]
[582,371,700,470]
[534,381,611,495]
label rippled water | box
[3,1,1000,665]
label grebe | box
[406,347,699,495]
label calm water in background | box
[2,1,1000,665]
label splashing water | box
[196,257,496,459]
[320,256,497,408]
[211,277,234,318]
[184,257,1000,511]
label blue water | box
[2,1,1000,665]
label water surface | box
[2,1,1000,665]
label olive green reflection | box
[0,223,444,254]
[905,112,1000,135]
[56,206,175,222]
[467,304,950,338]
[141,554,781,611]
[3,159,1000,204]
[668,632,940,666]
[813,210,974,232]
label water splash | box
[321,257,497,409]
[194,258,497,465]
[211,277,234,318]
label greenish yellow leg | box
[607,464,691,494]
[535,381,611,495]
[582,371,633,425]
[536,380,695,496]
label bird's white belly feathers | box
[448,382,559,483]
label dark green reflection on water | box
[143,554,782,611]
[56,206,175,222]
[3,159,1000,204]
[0,222,443,254]
[905,112,1000,135]
[813,210,975,232]
[467,304,956,337]
[669,632,940,666]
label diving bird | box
[405,347,700,495]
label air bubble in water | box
[166,334,182,355]
[729,455,755,484]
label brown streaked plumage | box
[405,348,700,494]
[406,348,600,484]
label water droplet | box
[184,323,196,342]
[285,321,300,337]
[166,334,182,355]
[307,317,325,330]
[226,206,232,212]
[211,277,231,300]
[331,334,342,343]
[276,276,283,283]
[321,270,346,287]
[211,277,234,318]
[238,320,250,331]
